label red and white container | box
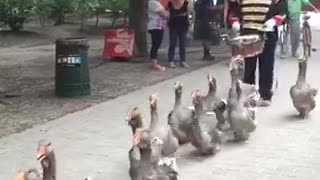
[103,27,135,59]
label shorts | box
[194,20,212,40]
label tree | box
[0,0,34,31]
[93,0,105,27]
[103,0,129,27]
[51,0,74,25]
[34,0,54,28]
[128,0,148,57]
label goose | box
[227,63,257,142]
[290,57,317,119]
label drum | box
[228,34,265,58]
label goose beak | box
[174,81,180,88]
[37,146,47,161]
[37,153,46,161]
[150,94,159,105]
[16,171,26,180]
[208,73,213,81]
[191,89,200,99]
[126,108,134,121]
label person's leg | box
[178,30,189,67]
[168,29,178,68]
[149,29,165,71]
[290,19,301,57]
[258,32,277,105]
[149,30,157,61]
[243,56,257,85]
[202,40,212,57]
[200,21,215,60]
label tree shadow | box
[0,30,44,37]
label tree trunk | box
[40,16,47,29]
[55,11,65,26]
[80,14,86,31]
[129,0,148,57]
[124,12,128,25]
[112,15,118,27]
[95,11,99,27]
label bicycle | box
[278,22,289,57]
[301,11,312,58]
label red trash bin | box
[103,27,135,59]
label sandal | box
[152,65,166,71]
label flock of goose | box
[15,57,317,180]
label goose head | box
[126,107,143,134]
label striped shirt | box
[240,0,273,31]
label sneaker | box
[152,65,166,71]
[293,51,301,58]
[257,98,272,107]
[202,54,215,61]
[169,62,176,68]
[280,54,286,59]
[180,62,189,68]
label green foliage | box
[33,0,54,28]
[0,0,130,29]
[33,0,54,17]
[103,0,129,26]
[0,0,34,31]
[51,0,74,25]
[74,0,100,17]
[73,0,101,28]
[104,0,129,13]
[51,0,74,13]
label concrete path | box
[1,38,320,180]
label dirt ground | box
[0,17,230,138]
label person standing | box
[287,0,313,57]
[229,0,288,106]
[194,0,224,60]
[148,0,169,71]
[167,0,191,68]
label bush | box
[0,0,34,31]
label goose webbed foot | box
[158,157,178,173]
[233,131,249,142]
[213,144,221,153]
[299,113,308,119]
[218,121,231,131]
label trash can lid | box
[56,37,89,47]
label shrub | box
[0,0,34,31]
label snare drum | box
[228,35,265,58]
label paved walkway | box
[1,53,320,180]
[1,32,320,180]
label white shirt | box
[212,0,217,6]
[148,0,167,30]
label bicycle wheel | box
[284,26,289,53]
[306,27,312,57]
[280,31,284,54]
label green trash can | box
[55,37,90,97]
